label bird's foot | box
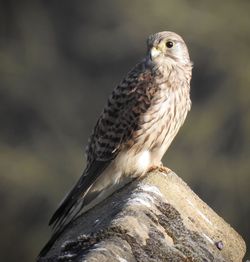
[148,165,171,174]
[158,165,171,174]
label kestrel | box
[39,31,192,257]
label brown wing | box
[86,61,158,164]
[49,59,158,233]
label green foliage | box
[0,0,249,261]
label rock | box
[38,170,246,261]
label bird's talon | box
[147,165,160,173]
[158,166,171,174]
[148,165,171,174]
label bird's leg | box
[147,162,171,174]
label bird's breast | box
[130,87,190,165]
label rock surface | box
[39,170,246,261]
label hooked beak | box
[150,46,161,60]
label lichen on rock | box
[38,170,246,262]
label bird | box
[38,31,193,258]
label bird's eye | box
[166,41,174,48]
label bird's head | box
[147,31,191,67]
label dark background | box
[0,0,249,261]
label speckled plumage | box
[39,31,192,258]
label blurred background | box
[0,0,249,261]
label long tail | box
[37,160,111,259]
[37,225,66,260]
